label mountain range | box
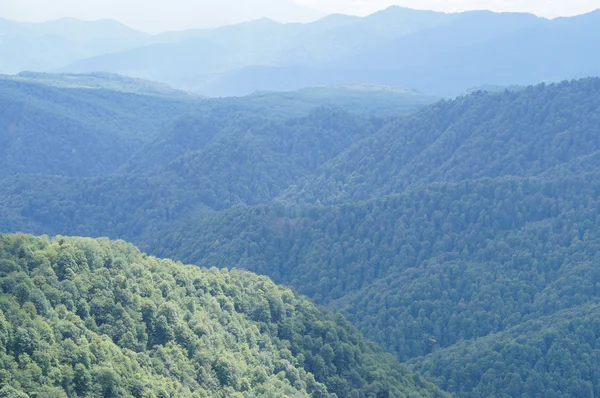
[2,7,599,96]
[0,17,151,73]
[1,71,600,396]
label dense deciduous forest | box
[0,90,394,241]
[0,75,431,179]
[1,75,600,397]
[0,234,445,397]
[158,174,600,397]
[281,78,600,205]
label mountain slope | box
[411,302,600,397]
[0,233,446,397]
[216,85,438,118]
[152,163,600,398]
[63,6,451,92]
[0,18,150,74]
[0,70,433,181]
[138,78,600,397]
[62,37,231,85]
[2,77,600,396]
[0,107,379,243]
[9,71,194,98]
[282,78,600,205]
[5,8,599,95]
[0,76,200,177]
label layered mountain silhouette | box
[0,17,151,73]
[3,7,599,96]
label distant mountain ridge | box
[0,16,151,74]
[6,71,195,98]
[4,7,599,96]
[0,74,201,178]
[0,71,434,181]
[62,7,600,96]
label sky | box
[1,0,598,33]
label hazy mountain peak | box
[232,17,282,29]
[454,8,540,17]
[313,13,361,23]
[554,7,600,20]
[371,5,447,16]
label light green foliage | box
[0,234,445,397]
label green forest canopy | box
[0,233,446,397]
[1,77,600,397]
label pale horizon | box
[1,0,598,33]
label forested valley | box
[1,73,600,397]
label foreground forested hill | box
[0,234,445,397]
[2,77,600,397]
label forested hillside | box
[2,78,600,397]
[214,85,438,119]
[412,302,600,397]
[282,78,600,204]
[0,76,199,177]
[0,73,431,180]
[0,106,382,241]
[9,71,194,98]
[148,79,600,397]
[0,234,445,397]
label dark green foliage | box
[411,304,600,398]
[146,79,600,396]
[153,174,600,352]
[282,78,600,205]
[0,107,378,242]
[0,234,444,397]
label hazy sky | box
[1,0,598,33]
